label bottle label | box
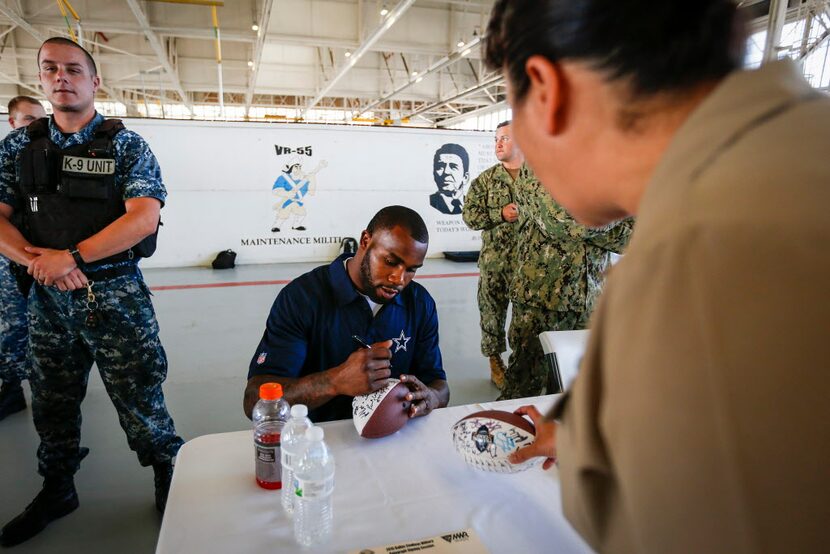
[281,451,293,468]
[294,477,333,499]
[255,440,281,482]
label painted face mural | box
[430,143,470,215]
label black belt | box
[83,264,138,282]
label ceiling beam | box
[245,0,274,113]
[98,83,141,116]
[0,4,43,42]
[405,74,503,119]
[436,101,507,128]
[0,69,42,96]
[146,0,224,5]
[9,16,484,58]
[19,16,255,43]
[0,24,18,41]
[125,0,194,115]
[763,0,789,63]
[306,0,416,111]
[358,35,482,116]
[8,24,23,93]
[800,26,830,60]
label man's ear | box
[359,229,371,250]
[524,55,568,136]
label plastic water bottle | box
[252,382,290,490]
[293,427,335,547]
[281,404,313,515]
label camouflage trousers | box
[500,304,589,400]
[0,256,29,383]
[28,272,183,478]
[476,262,513,356]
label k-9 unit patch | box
[62,156,115,175]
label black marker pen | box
[351,335,372,349]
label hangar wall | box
[2,118,494,268]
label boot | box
[0,380,26,421]
[489,355,506,390]
[153,461,174,514]
[0,477,79,547]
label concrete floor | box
[0,258,500,554]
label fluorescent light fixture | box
[411,71,418,76]
[247,60,254,67]
[457,39,465,48]
[461,48,471,57]
[380,4,389,16]
[345,51,352,57]
[416,76,423,83]
[251,23,259,31]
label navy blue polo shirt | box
[248,253,445,422]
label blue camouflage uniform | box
[0,255,28,383]
[0,113,183,478]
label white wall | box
[2,118,494,268]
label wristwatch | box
[68,245,85,268]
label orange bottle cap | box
[259,382,283,400]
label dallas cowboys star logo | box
[392,329,411,353]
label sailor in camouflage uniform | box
[462,121,528,388]
[0,257,28,418]
[0,38,182,548]
[501,174,633,400]
[0,96,45,421]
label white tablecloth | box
[155,395,593,554]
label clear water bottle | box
[252,382,290,490]
[281,404,313,515]
[293,427,335,548]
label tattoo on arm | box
[243,370,338,420]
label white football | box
[352,379,410,438]
[451,410,542,473]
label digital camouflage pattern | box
[0,113,167,273]
[502,307,588,400]
[0,114,180,476]
[0,256,28,382]
[501,176,634,399]
[462,163,530,356]
[28,274,183,477]
[510,177,633,312]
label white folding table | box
[155,395,592,554]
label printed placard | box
[62,156,115,175]
[348,529,488,554]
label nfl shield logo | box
[256,352,267,365]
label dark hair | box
[485,0,745,101]
[8,95,43,115]
[496,120,511,129]
[433,143,469,174]
[366,205,429,244]
[37,37,97,76]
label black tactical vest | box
[17,117,157,264]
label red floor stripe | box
[412,272,480,279]
[150,272,480,292]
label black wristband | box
[68,245,85,268]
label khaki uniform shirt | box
[556,60,830,553]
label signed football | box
[451,410,541,473]
[352,379,410,438]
